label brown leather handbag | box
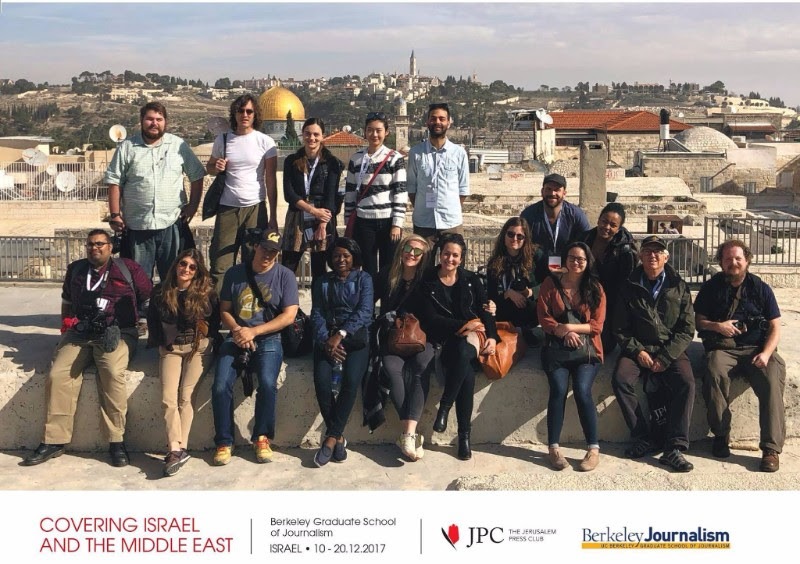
[477,321,527,381]
[386,313,426,357]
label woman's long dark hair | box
[159,249,213,322]
[486,217,536,278]
[562,242,603,311]
[294,117,333,174]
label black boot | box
[433,404,451,433]
[457,431,472,460]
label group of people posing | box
[21,98,787,479]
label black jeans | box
[496,297,538,329]
[439,336,478,434]
[353,217,396,279]
[282,250,327,279]
[313,345,370,438]
[612,353,695,450]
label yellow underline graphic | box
[582,542,731,549]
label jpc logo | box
[441,523,504,549]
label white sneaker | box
[397,433,418,461]
[415,434,425,460]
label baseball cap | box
[641,235,668,250]
[257,229,282,251]
[542,173,567,189]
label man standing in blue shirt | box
[407,103,469,250]
[520,173,590,282]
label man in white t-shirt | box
[207,94,278,290]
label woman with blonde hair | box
[374,234,433,461]
[147,248,219,477]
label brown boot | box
[578,449,600,472]
[548,447,569,471]
[760,449,779,472]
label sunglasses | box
[236,108,255,115]
[85,241,109,248]
[366,111,386,121]
[505,231,526,242]
[428,103,450,112]
[402,244,424,257]
[178,260,197,272]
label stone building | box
[549,110,691,168]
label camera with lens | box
[75,302,120,353]
[231,347,252,371]
[510,278,529,293]
[733,317,768,334]
[244,227,265,246]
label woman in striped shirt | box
[344,112,408,279]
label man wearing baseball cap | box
[611,235,697,472]
[211,228,299,466]
[520,173,590,282]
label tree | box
[704,80,726,94]
[540,84,549,91]
[214,77,231,89]
[284,110,298,143]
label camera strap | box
[726,284,743,320]
[244,262,278,323]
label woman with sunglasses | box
[373,234,433,461]
[147,249,219,477]
[536,242,606,472]
[310,237,374,467]
[485,217,541,343]
[578,202,638,353]
[282,117,344,278]
[344,111,407,279]
[206,94,279,292]
[417,233,497,460]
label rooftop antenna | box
[22,148,48,167]
[108,124,127,144]
[55,171,77,194]
[207,116,230,136]
[658,108,671,152]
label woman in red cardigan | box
[537,241,606,472]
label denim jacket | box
[310,269,374,344]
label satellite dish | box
[55,171,77,193]
[207,116,230,136]
[66,149,76,156]
[343,125,352,133]
[108,124,127,143]
[46,164,58,176]
[22,148,48,167]
[678,112,685,118]
[535,109,554,125]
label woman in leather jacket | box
[416,233,497,460]
[579,202,638,353]
[281,117,344,278]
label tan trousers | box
[160,339,212,452]
[44,329,138,444]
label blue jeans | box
[313,345,370,438]
[546,363,599,447]
[127,222,182,281]
[212,335,283,446]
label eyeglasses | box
[428,103,450,112]
[366,112,386,121]
[178,260,197,272]
[402,244,424,257]
[85,241,109,249]
[505,231,526,242]
[641,248,666,256]
[236,108,255,115]
[566,255,587,264]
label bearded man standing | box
[106,102,206,281]
[407,102,469,250]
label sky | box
[1,2,799,106]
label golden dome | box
[258,86,306,122]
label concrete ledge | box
[2,339,798,452]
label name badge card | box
[425,188,436,209]
[548,256,562,271]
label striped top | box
[344,145,407,228]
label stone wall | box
[640,154,733,192]
[604,132,662,168]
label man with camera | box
[23,230,152,467]
[695,239,785,472]
[212,229,299,466]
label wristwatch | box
[110,212,122,219]
[338,329,347,338]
